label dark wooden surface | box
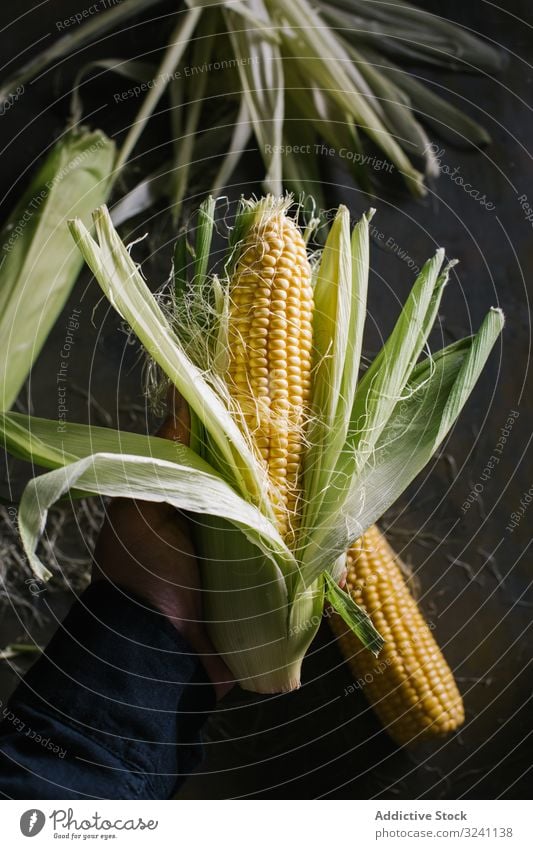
[0,0,531,799]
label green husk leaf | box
[226,198,258,273]
[170,16,216,218]
[0,128,115,411]
[0,0,166,103]
[347,251,450,469]
[324,572,384,655]
[343,42,439,176]
[19,452,295,582]
[360,49,491,148]
[434,308,504,445]
[194,195,217,283]
[173,229,192,302]
[271,0,425,196]
[223,0,285,194]
[68,205,270,513]
[110,162,172,227]
[301,206,352,520]
[114,6,203,171]
[321,0,503,74]
[311,205,353,429]
[198,517,315,693]
[0,411,213,472]
[301,308,504,584]
[210,98,253,196]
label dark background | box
[0,0,531,798]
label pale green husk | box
[2,197,504,693]
[0,128,115,411]
[1,0,501,225]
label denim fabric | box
[0,583,215,799]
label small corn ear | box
[330,524,464,745]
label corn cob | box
[226,200,313,541]
[330,523,464,745]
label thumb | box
[156,386,191,446]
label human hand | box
[92,391,233,699]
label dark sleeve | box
[0,582,216,799]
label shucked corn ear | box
[330,524,464,745]
[0,128,115,411]
[227,198,313,541]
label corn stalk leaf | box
[110,120,237,228]
[110,162,172,227]
[114,6,204,171]
[279,113,325,207]
[173,228,193,301]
